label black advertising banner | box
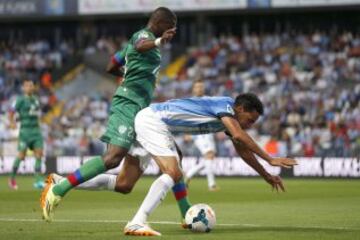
[1,156,359,178]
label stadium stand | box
[0,30,359,158]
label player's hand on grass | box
[161,28,176,44]
[265,175,285,192]
[269,157,297,169]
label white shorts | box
[128,142,152,172]
[193,134,216,155]
[134,107,179,158]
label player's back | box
[114,28,161,109]
[150,96,235,135]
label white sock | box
[186,161,205,179]
[205,160,216,188]
[76,174,117,191]
[131,174,175,224]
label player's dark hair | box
[150,7,177,22]
[234,93,264,115]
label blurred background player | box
[184,80,219,191]
[41,7,177,222]
[8,79,45,190]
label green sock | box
[172,178,192,219]
[52,156,106,197]
[34,158,43,182]
[10,157,21,179]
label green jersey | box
[101,28,162,149]
[13,95,41,132]
[113,28,161,108]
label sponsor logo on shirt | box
[118,125,127,134]
[138,31,149,39]
[227,104,235,115]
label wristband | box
[154,38,162,47]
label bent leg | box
[10,151,26,179]
[52,144,128,197]
[131,155,182,224]
[114,154,143,194]
[204,151,217,189]
[33,148,44,183]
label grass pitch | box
[0,176,359,240]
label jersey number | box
[29,104,40,116]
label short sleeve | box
[207,98,235,118]
[10,97,20,112]
[111,47,127,66]
[133,30,154,46]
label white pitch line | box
[0,218,358,231]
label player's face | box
[192,82,205,97]
[23,81,34,95]
[158,18,176,35]
[235,107,259,130]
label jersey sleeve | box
[207,98,235,118]
[132,30,155,49]
[10,97,21,113]
[111,46,127,66]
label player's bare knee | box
[114,182,133,194]
[103,150,124,169]
[102,156,118,169]
[164,169,183,183]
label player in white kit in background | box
[184,80,218,191]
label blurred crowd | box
[1,31,359,158]
[156,31,360,157]
[44,95,111,157]
[0,39,76,115]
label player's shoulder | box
[131,28,155,41]
[16,95,25,103]
[200,96,234,105]
[32,95,40,101]
[200,96,235,116]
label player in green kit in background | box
[8,79,45,190]
[41,7,180,223]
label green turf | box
[1,176,360,240]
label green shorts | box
[100,95,142,149]
[18,130,44,152]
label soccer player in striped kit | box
[123,93,297,235]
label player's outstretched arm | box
[221,116,297,168]
[222,116,275,162]
[8,108,17,129]
[232,139,271,179]
[232,140,286,192]
[135,28,176,53]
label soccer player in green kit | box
[9,79,45,190]
[41,8,192,230]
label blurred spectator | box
[1,32,359,158]
[154,31,360,157]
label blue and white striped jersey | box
[150,96,235,134]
